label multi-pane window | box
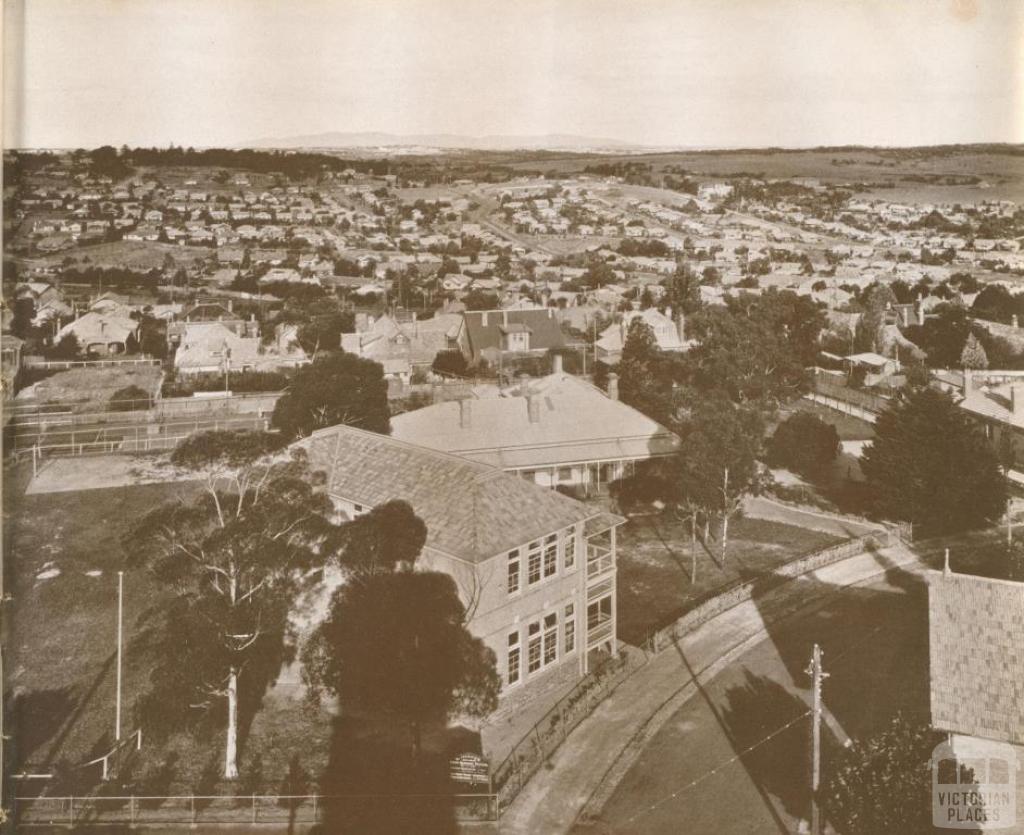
[507,630,521,686]
[562,530,575,571]
[507,549,521,595]
[543,534,558,579]
[527,540,542,585]
[527,621,542,673]
[543,613,558,665]
[564,603,576,654]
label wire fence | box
[15,792,499,827]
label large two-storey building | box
[297,424,624,709]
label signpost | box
[449,753,490,789]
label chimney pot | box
[608,373,619,401]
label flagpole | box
[116,570,124,741]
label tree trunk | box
[690,513,697,584]
[703,516,711,543]
[225,667,239,779]
[721,513,730,562]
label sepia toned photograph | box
[1,1,1023,832]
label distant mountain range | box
[240,131,649,152]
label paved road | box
[497,543,925,835]
[580,566,928,834]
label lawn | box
[2,466,335,796]
[616,513,843,646]
[787,399,876,441]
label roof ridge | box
[308,422,501,472]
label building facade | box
[297,424,624,709]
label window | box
[507,630,521,686]
[527,621,542,673]
[564,604,576,654]
[507,549,521,595]
[562,530,575,571]
[543,534,558,579]
[588,596,613,629]
[543,613,558,665]
[527,540,542,585]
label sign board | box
[449,753,489,786]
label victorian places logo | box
[932,739,1018,830]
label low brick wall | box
[645,529,889,653]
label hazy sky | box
[3,0,1022,149]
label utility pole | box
[115,571,124,742]
[806,643,829,835]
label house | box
[54,311,140,356]
[166,301,257,346]
[926,565,1024,828]
[391,358,679,492]
[174,322,308,377]
[455,307,569,365]
[595,307,691,363]
[296,423,625,713]
[340,313,461,382]
[2,334,25,395]
[14,281,73,326]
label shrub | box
[767,413,840,478]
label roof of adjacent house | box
[960,384,1024,429]
[296,424,613,564]
[927,569,1024,745]
[175,321,307,371]
[596,308,692,355]
[56,311,138,345]
[391,372,680,470]
[461,308,567,357]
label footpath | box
[496,541,926,835]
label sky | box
[3,0,1022,150]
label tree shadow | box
[6,686,78,768]
[313,715,460,835]
[718,668,842,825]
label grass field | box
[2,461,344,795]
[34,240,212,272]
[787,399,876,441]
[615,514,842,646]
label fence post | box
[252,793,257,825]
[130,795,135,825]
[190,794,195,824]
[69,796,74,828]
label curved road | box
[498,541,927,835]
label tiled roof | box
[927,570,1024,745]
[296,424,601,564]
[391,372,680,470]
[462,308,566,358]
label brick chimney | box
[459,398,472,429]
[607,372,619,401]
[1014,314,1020,329]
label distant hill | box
[240,131,648,152]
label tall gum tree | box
[127,430,343,779]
